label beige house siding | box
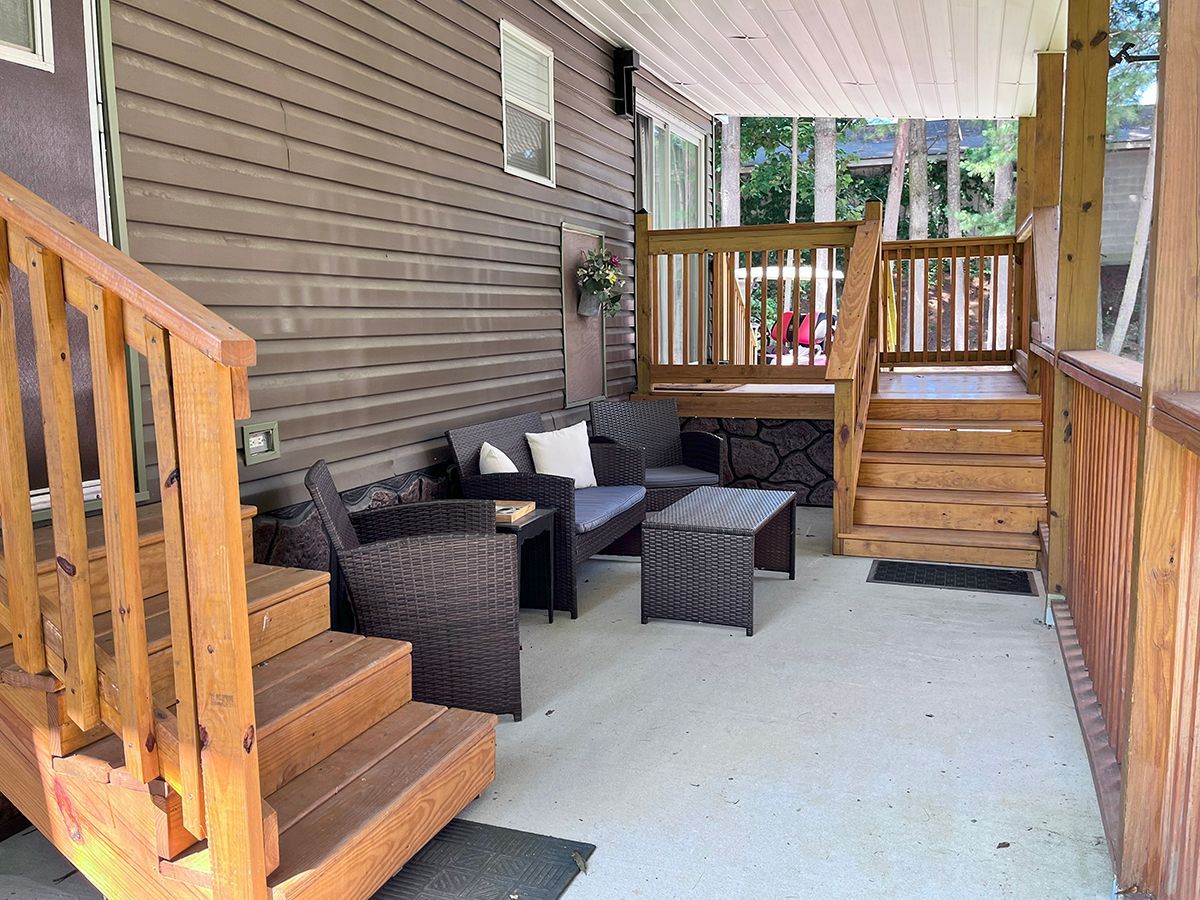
[110,0,712,510]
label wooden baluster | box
[1007,245,1016,357]
[170,339,267,900]
[145,321,206,837]
[825,247,834,359]
[934,247,943,363]
[792,247,802,366]
[922,248,931,362]
[682,254,691,365]
[775,250,785,366]
[26,239,99,730]
[665,253,675,366]
[649,254,659,366]
[0,220,45,673]
[712,253,722,364]
[992,245,1000,357]
[85,281,158,782]
[758,253,768,365]
[948,246,958,357]
[744,250,753,364]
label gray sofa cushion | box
[574,485,646,533]
[645,465,721,489]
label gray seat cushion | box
[645,465,720,489]
[574,486,646,533]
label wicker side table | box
[641,486,796,636]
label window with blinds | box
[500,21,555,186]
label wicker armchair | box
[445,412,646,619]
[304,460,523,720]
[590,398,728,511]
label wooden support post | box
[1121,0,1200,891]
[0,220,45,674]
[1015,116,1035,229]
[170,340,267,900]
[1048,5,1106,597]
[634,210,652,395]
[26,239,100,730]
[85,280,158,783]
[1032,52,1066,213]
[831,380,853,555]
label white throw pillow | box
[525,421,597,488]
[478,441,519,474]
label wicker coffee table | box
[641,486,796,636]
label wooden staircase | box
[838,391,1047,568]
[0,172,496,899]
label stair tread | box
[840,524,1041,550]
[860,450,1046,468]
[251,634,411,740]
[855,486,1048,506]
[11,502,256,573]
[267,703,495,898]
[866,419,1044,431]
[91,564,329,658]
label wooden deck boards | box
[642,367,1036,419]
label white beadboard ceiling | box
[553,0,1069,119]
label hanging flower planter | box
[576,245,625,318]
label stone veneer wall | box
[253,468,450,570]
[681,418,835,507]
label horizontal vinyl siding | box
[111,0,650,509]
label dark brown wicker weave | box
[445,412,645,619]
[641,486,796,636]
[305,460,523,720]
[590,398,728,512]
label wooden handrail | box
[647,220,859,255]
[0,172,267,897]
[1059,349,1143,415]
[0,171,255,367]
[824,219,881,381]
[1152,391,1200,458]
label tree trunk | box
[946,120,963,353]
[908,120,929,351]
[946,120,962,239]
[883,119,910,241]
[720,116,741,227]
[783,117,799,318]
[813,117,837,332]
[1109,109,1157,355]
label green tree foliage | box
[1108,0,1160,131]
[959,121,1018,234]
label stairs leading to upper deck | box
[839,388,1047,568]
[0,504,496,899]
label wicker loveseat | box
[445,412,646,619]
[305,460,523,720]
[590,398,727,511]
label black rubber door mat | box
[373,819,595,900]
[867,559,1037,596]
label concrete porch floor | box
[0,507,1111,899]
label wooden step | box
[266,703,495,900]
[0,502,256,616]
[855,486,1047,533]
[37,564,331,720]
[840,524,1040,569]
[158,703,495,900]
[863,420,1044,454]
[869,397,1041,421]
[858,451,1046,492]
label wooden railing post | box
[1122,0,1200,892]
[171,340,267,900]
[86,280,158,782]
[0,220,45,674]
[634,210,652,395]
[26,238,100,730]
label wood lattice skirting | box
[1052,598,1122,866]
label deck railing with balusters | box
[0,172,267,899]
[880,236,1022,366]
[634,214,859,389]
